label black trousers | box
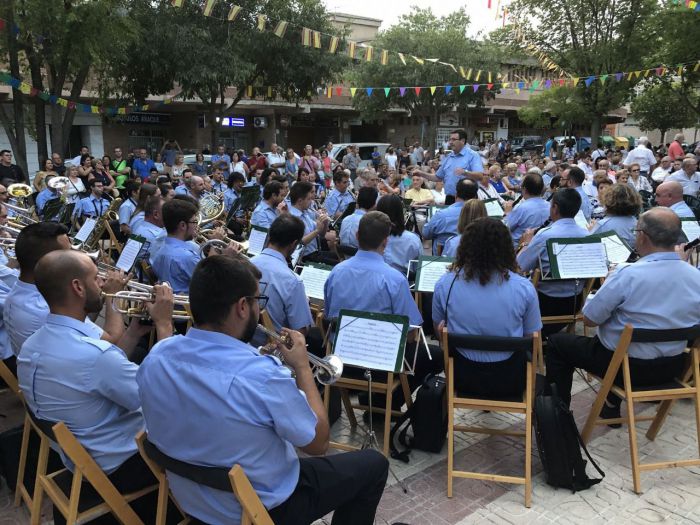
[2,355,16,379]
[444,194,456,205]
[268,450,388,525]
[53,453,161,525]
[545,334,687,408]
[453,351,526,397]
[538,291,584,338]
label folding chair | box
[580,324,700,493]
[43,422,157,524]
[140,434,273,525]
[0,358,19,395]
[531,269,595,334]
[442,330,542,507]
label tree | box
[517,86,591,133]
[502,0,660,145]
[350,8,503,150]
[115,0,346,147]
[630,83,697,143]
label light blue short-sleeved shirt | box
[433,269,541,362]
[324,250,422,325]
[669,201,696,219]
[35,189,60,219]
[151,237,200,294]
[17,314,142,473]
[133,220,166,265]
[435,148,484,196]
[589,215,637,249]
[250,248,313,345]
[250,201,279,229]
[584,252,700,359]
[324,189,354,217]
[74,194,110,219]
[504,197,550,247]
[0,271,18,360]
[384,231,423,273]
[137,329,317,525]
[128,210,145,231]
[442,234,460,258]
[339,209,366,248]
[289,205,319,256]
[574,186,592,221]
[423,201,464,253]
[118,198,137,226]
[224,188,244,217]
[516,218,590,297]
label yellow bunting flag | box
[475,70,482,81]
[350,87,357,97]
[677,66,684,76]
[572,77,580,86]
[302,28,311,47]
[487,71,492,83]
[203,0,216,17]
[273,21,288,38]
[627,71,634,81]
[644,69,651,77]
[312,30,321,48]
[412,56,424,65]
[19,82,30,95]
[227,5,241,21]
[430,86,436,95]
[695,62,700,72]
[347,41,356,59]
[171,0,184,6]
[634,70,641,78]
[425,58,439,63]
[327,87,332,98]
[398,53,406,65]
[91,105,99,114]
[380,50,389,65]
[515,87,520,94]
[329,36,339,54]
[466,68,473,80]
[267,86,273,98]
[117,106,126,114]
[256,15,266,31]
[246,85,253,97]
[364,46,373,62]
[459,66,467,79]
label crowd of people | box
[0,125,698,525]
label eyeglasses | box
[631,169,640,172]
[187,220,198,225]
[632,228,646,235]
[247,295,269,309]
[0,192,7,195]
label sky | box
[323,0,504,38]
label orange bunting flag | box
[227,5,242,21]
[380,50,389,65]
[329,36,339,54]
[203,0,216,17]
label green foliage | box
[630,83,697,137]
[350,8,502,133]
[517,86,591,130]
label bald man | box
[546,208,700,420]
[16,250,174,523]
[667,157,700,196]
[655,181,696,218]
[189,175,206,200]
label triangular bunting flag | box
[268,87,273,98]
[91,105,100,114]
[329,36,339,54]
[256,15,266,32]
[347,42,356,59]
[411,56,424,65]
[335,87,342,96]
[627,71,634,81]
[425,58,439,63]
[515,87,520,94]
[246,85,253,97]
[459,85,466,94]
[398,53,406,65]
[430,86,436,95]
[530,80,539,91]
[488,72,492,83]
[472,84,479,93]
[677,65,684,76]
[517,81,525,90]
[634,70,641,78]
[273,21,288,38]
[459,66,467,79]
[544,79,551,89]
[117,106,126,114]
[600,74,608,84]
[19,82,30,95]
[366,88,373,96]
[502,82,509,88]
[202,0,216,16]
[380,50,389,65]
[171,0,184,6]
[615,72,623,82]
[414,87,421,95]
[302,28,311,47]
[695,63,700,72]
[312,30,321,49]
[364,46,373,62]
[399,87,406,97]
[445,85,452,94]
[227,5,241,21]
[327,87,332,99]
[475,70,482,81]
[350,87,357,97]
[572,77,580,86]
[584,76,595,87]
[559,78,566,86]
[643,69,651,77]
[487,83,494,90]
[384,87,390,97]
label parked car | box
[330,143,390,169]
[510,136,543,157]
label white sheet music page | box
[334,316,403,372]
[681,219,700,243]
[574,210,589,230]
[551,241,608,279]
[416,259,452,292]
[115,237,144,273]
[484,199,503,218]
[247,228,267,256]
[600,234,631,265]
[74,218,96,243]
[300,265,331,300]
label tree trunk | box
[208,100,219,150]
[659,129,667,146]
[5,4,28,176]
[28,51,48,165]
[431,106,440,151]
[58,65,89,156]
[589,115,601,150]
[50,106,66,157]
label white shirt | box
[651,166,671,183]
[624,145,656,172]
[666,170,700,196]
[267,153,286,175]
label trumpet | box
[256,324,343,385]
[1,224,23,236]
[101,286,191,321]
[196,232,248,258]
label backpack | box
[389,374,447,461]
[533,378,605,491]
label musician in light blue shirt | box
[517,188,589,336]
[117,180,139,235]
[433,218,541,396]
[423,179,478,254]
[73,179,110,223]
[250,181,284,229]
[0,264,18,376]
[339,186,377,249]
[132,196,166,265]
[324,171,354,219]
[442,200,488,257]
[503,173,550,248]
[589,183,642,249]
[137,255,388,525]
[289,181,335,264]
[655,181,696,219]
[563,166,592,220]
[17,250,173,484]
[34,178,61,221]
[376,194,423,273]
[547,208,700,410]
[250,215,313,347]
[412,129,484,203]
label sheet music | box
[290,244,304,268]
[599,234,632,265]
[74,218,96,243]
[299,265,331,300]
[115,237,144,273]
[484,199,503,218]
[551,241,608,279]
[416,258,452,292]
[681,219,700,243]
[247,227,268,256]
[574,210,589,230]
[334,315,404,372]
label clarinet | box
[531,218,552,236]
[685,237,700,251]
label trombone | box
[257,324,343,385]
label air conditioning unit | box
[253,116,268,128]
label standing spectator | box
[399,149,411,170]
[285,149,298,181]
[69,145,89,168]
[246,147,268,173]
[0,150,27,186]
[624,137,657,179]
[111,147,131,188]
[267,144,286,176]
[341,145,359,182]
[299,145,321,179]
[190,152,208,177]
[160,139,182,167]
[230,151,249,179]
[168,153,189,183]
[211,145,232,174]
[51,153,66,177]
[132,148,156,182]
[413,142,425,165]
[77,154,94,187]
[562,140,577,162]
[668,133,685,161]
[33,158,57,192]
[543,135,555,158]
[384,147,398,170]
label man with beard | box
[16,250,173,523]
[137,255,389,525]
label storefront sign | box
[113,112,172,125]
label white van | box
[330,143,390,169]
